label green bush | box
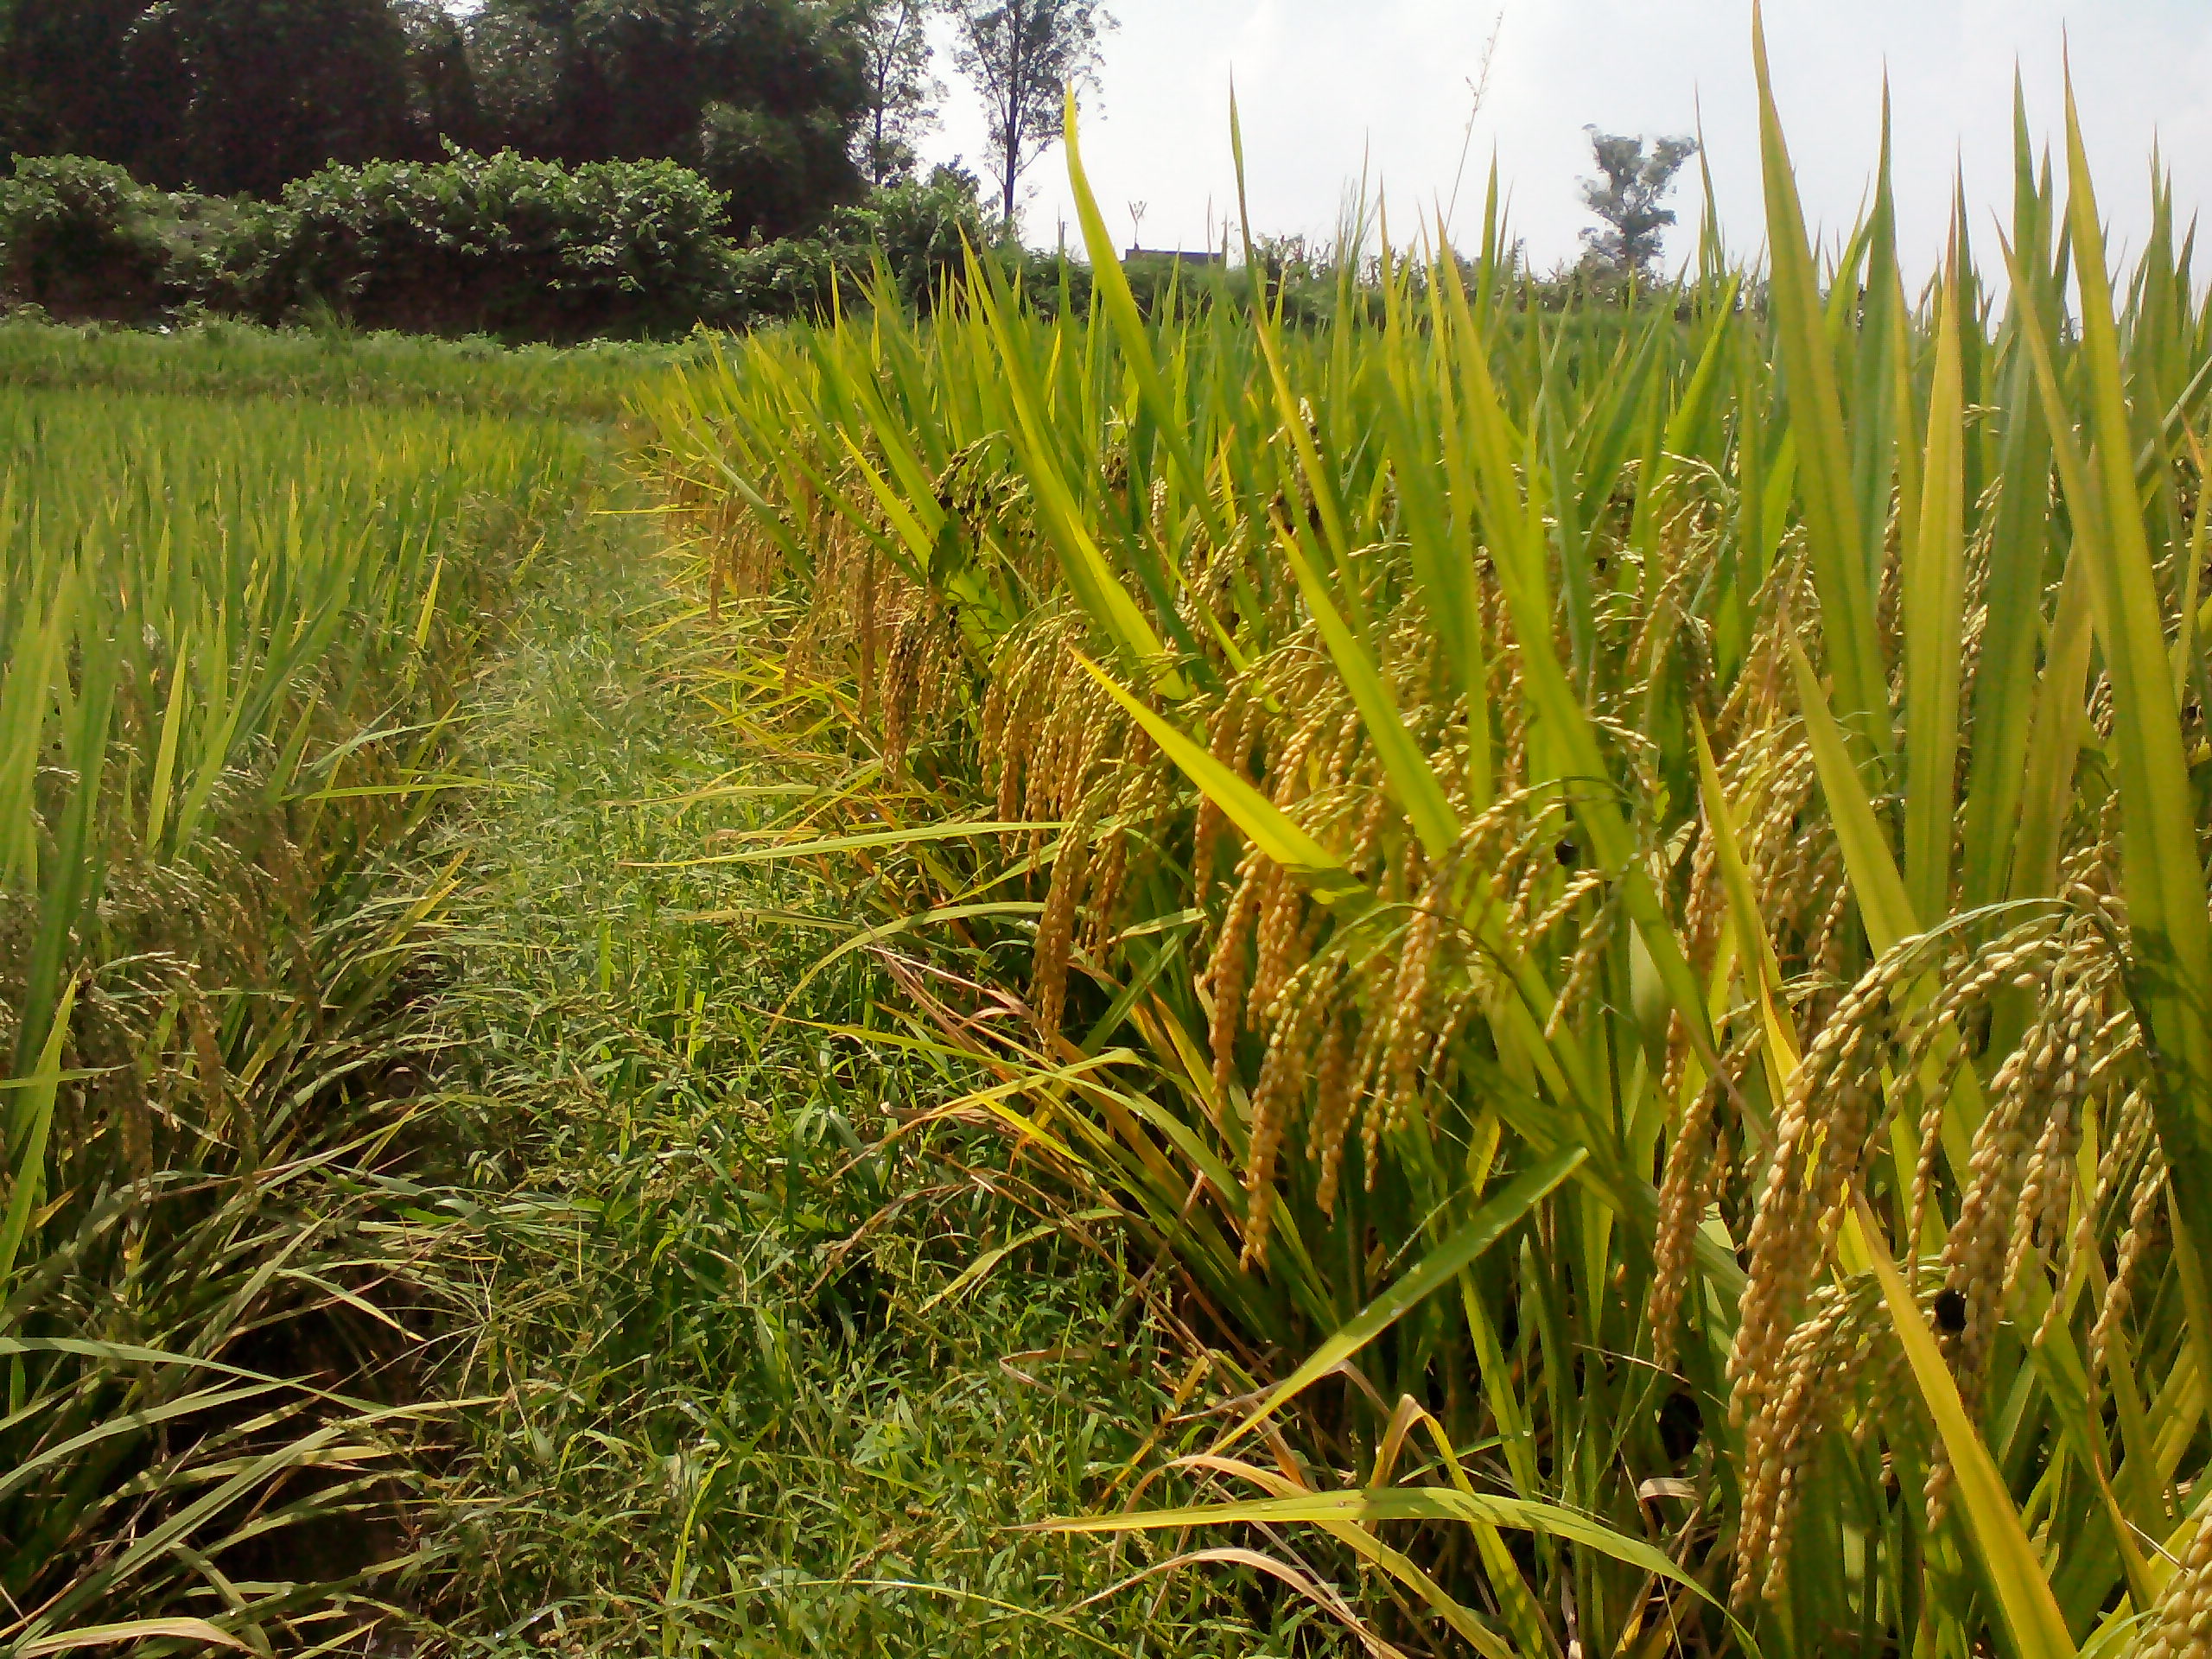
[1,156,298,322]
[830,165,988,310]
[156,193,294,320]
[0,155,171,317]
[0,150,1098,340]
[277,148,739,339]
[721,234,841,325]
[717,168,1098,326]
[715,166,982,325]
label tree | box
[0,0,884,231]
[945,0,1109,227]
[1,0,151,161]
[463,0,870,236]
[117,0,420,196]
[845,0,939,188]
[395,0,482,151]
[1576,129,1697,291]
[1,0,421,193]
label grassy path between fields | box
[399,465,1301,1658]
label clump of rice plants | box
[643,24,2212,1656]
[0,341,603,1646]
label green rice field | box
[8,35,2212,1659]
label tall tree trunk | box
[999,0,1024,225]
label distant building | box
[1122,248,1228,267]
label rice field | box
[636,45,2212,1659]
[0,332,607,1647]
[0,324,1269,1656]
[11,26,2212,1659]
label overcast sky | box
[918,1,2212,279]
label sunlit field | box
[10,24,2212,1658]
[638,41,2212,1658]
[0,332,606,1645]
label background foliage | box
[0,149,1046,337]
[0,0,887,240]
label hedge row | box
[0,149,1056,340]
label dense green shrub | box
[277,148,739,339]
[833,165,989,309]
[0,155,171,317]
[715,165,981,324]
[0,155,292,321]
[717,168,1098,325]
[0,150,1099,339]
[153,193,293,319]
[1,0,874,227]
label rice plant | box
[643,25,2212,1657]
[0,343,599,1647]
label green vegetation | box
[1,0,885,232]
[0,151,1004,340]
[0,314,1304,1656]
[944,0,1113,225]
[0,330,603,1643]
[0,0,1052,340]
[0,153,1075,339]
[1574,130,1700,292]
[634,54,2212,1659]
[0,0,1095,251]
[10,29,2212,1659]
[397,512,1319,1655]
[0,315,696,416]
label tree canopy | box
[1576,128,1698,289]
[946,0,1109,226]
[849,0,938,189]
[0,0,894,237]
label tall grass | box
[642,38,2212,1659]
[0,342,600,1646]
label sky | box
[918,1,2212,279]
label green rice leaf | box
[1857,1199,2080,1659]
[1075,655,1368,901]
[1230,1146,1586,1443]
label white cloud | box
[920,1,2212,280]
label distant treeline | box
[1,0,877,240]
[0,143,1675,345]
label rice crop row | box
[0,316,705,421]
[640,35,2212,1659]
[0,356,595,1646]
